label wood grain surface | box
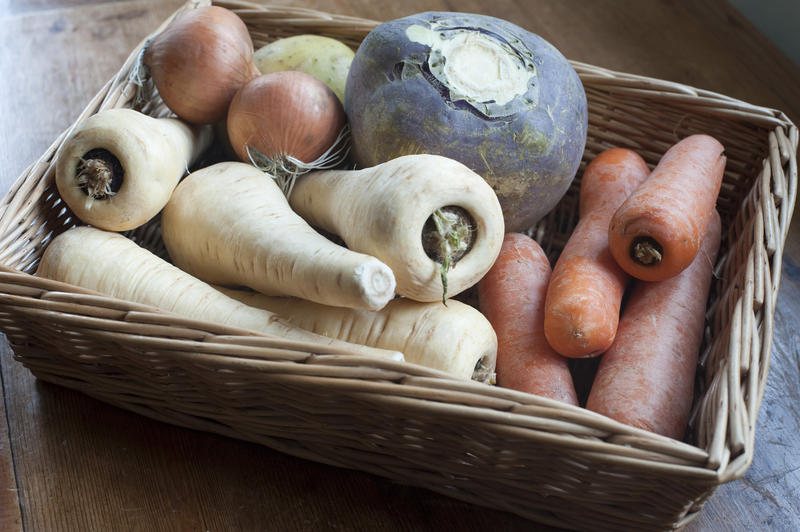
[1,1,799,531]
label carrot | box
[544,148,651,358]
[477,233,578,405]
[585,210,721,440]
[160,161,396,311]
[608,134,726,282]
[220,287,497,383]
[288,154,505,303]
[55,108,212,231]
[35,226,404,361]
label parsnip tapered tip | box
[354,259,397,311]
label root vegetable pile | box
[40,4,729,442]
[288,154,505,303]
[587,211,722,439]
[36,226,404,362]
[161,161,397,312]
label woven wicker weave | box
[0,1,796,530]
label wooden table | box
[1,1,798,530]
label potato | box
[254,34,355,103]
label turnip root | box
[161,161,396,311]
[36,226,404,361]
[55,108,212,231]
[289,154,505,302]
[220,287,497,383]
[345,12,587,232]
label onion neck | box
[245,126,351,198]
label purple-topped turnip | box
[345,11,588,231]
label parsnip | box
[36,226,404,361]
[220,287,497,383]
[161,162,396,311]
[55,108,212,231]
[289,154,505,302]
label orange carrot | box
[544,148,651,358]
[586,210,721,440]
[478,233,578,405]
[608,134,726,282]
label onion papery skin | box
[144,5,260,125]
[227,71,347,165]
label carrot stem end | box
[630,236,663,266]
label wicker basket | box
[0,1,796,530]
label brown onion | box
[227,71,347,191]
[143,5,259,124]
